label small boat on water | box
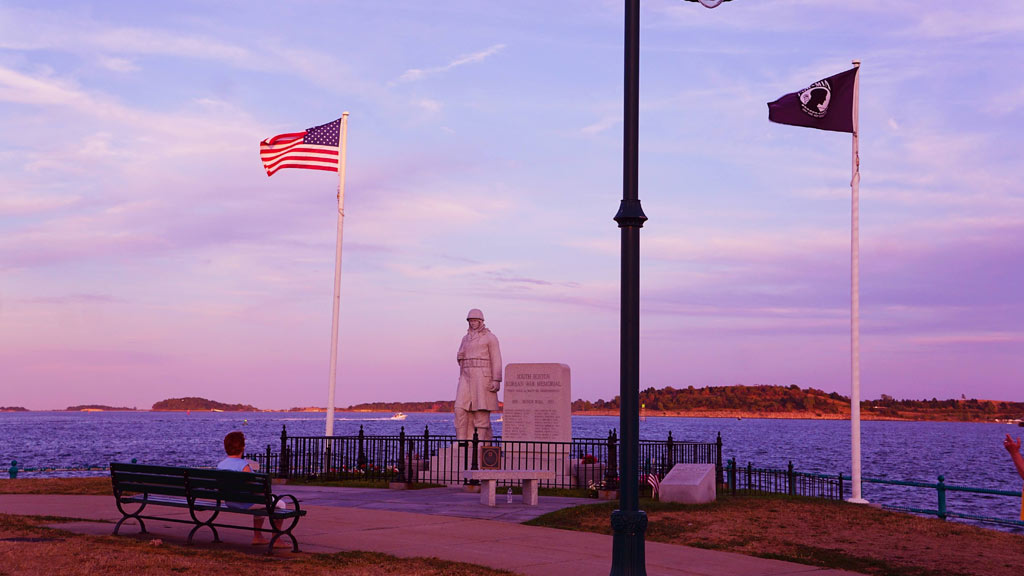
[390,412,407,421]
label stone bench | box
[462,469,556,506]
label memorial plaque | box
[480,446,502,470]
[502,363,571,443]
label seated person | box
[218,431,286,547]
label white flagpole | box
[848,61,867,503]
[325,112,349,437]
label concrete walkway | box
[0,487,862,576]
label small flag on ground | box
[645,472,661,500]
[768,67,858,133]
[260,118,341,176]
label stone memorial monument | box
[659,463,717,504]
[502,363,571,443]
[501,363,571,481]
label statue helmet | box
[466,308,485,321]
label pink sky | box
[2,1,1023,410]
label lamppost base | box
[610,509,648,575]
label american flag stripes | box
[645,472,660,500]
[260,118,341,176]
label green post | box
[715,432,723,485]
[8,460,17,479]
[728,458,736,496]
[787,461,795,496]
[937,475,947,520]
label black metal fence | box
[247,425,722,491]
[724,458,844,499]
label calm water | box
[2,411,1022,527]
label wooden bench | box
[462,469,556,506]
[110,462,306,554]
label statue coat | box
[455,327,502,412]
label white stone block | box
[659,463,716,504]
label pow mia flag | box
[768,67,858,133]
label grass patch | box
[0,477,112,495]
[527,493,1022,576]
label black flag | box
[768,67,857,133]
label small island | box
[336,401,454,413]
[152,397,258,412]
[65,405,138,412]
[0,406,29,412]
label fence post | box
[471,428,480,471]
[747,461,753,492]
[408,439,417,485]
[666,430,675,474]
[423,424,430,457]
[716,432,723,485]
[838,471,844,499]
[788,461,795,496]
[396,426,407,483]
[279,425,289,479]
[605,429,619,491]
[728,458,736,496]
[937,475,947,520]
[357,425,367,468]
[265,444,272,476]
[324,437,332,478]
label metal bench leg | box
[267,531,300,555]
[114,515,146,535]
[187,523,220,545]
[523,479,540,505]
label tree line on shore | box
[344,385,1024,422]
[572,385,1024,421]
[13,385,1023,420]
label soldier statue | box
[454,308,502,441]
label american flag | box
[645,472,660,500]
[260,118,341,176]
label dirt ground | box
[0,513,513,576]
[531,495,1024,576]
[5,478,1024,575]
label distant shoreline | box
[5,407,1020,424]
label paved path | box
[0,487,862,576]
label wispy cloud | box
[22,293,122,305]
[0,194,81,216]
[0,6,376,97]
[98,56,140,73]
[580,115,619,136]
[393,44,506,85]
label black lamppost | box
[610,1,729,574]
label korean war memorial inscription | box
[502,363,571,444]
